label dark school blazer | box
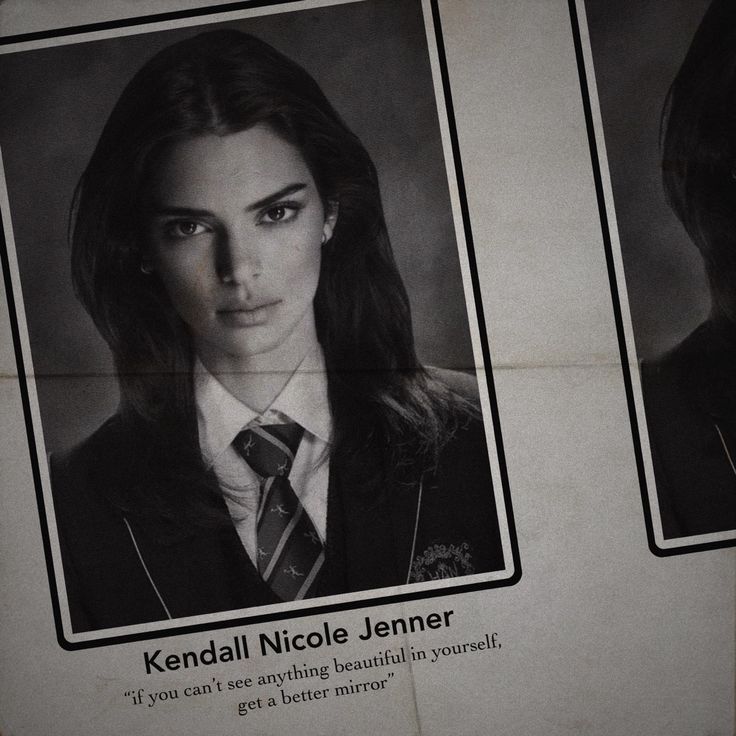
[641,317,736,538]
[50,376,504,632]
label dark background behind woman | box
[0,0,476,455]
[585,0,711,360]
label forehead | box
[146,125,315,205]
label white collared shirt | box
[194,349,332,566]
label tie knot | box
[233,423,304,479]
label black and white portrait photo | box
[585,0,736,552]
[0,0,517,645]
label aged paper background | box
[0,1,733,734]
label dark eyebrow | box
[147,205,214,218]
[246,183,307,212]
[147,183,308,218]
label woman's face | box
[144,125,336,372]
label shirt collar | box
[195,348,332,467]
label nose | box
[215,227,262,285]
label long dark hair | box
[71,29,466,519]
[661,0,736,321]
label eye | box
[259,202,301,225]
[164,220,208,238]
[266,205,286,221]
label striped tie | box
[232,423,324,601]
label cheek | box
[155,257,212,322]
[281,243,322,296]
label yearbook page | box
[0,1,732,734]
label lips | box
[217,300,281,327]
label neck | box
[196,317,319,414]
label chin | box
[196,313,313,366]
[227,333,293,360]
[223,341,277,360]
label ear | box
[322,199,339,244]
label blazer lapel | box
[100,418,282,618]
[387,475,424,586]
[124,512,280,619]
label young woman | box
[641,0,736,538]
[51,29,504,631]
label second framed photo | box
[581,0,736,554]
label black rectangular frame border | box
[0,0,521,651]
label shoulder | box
[50,414,134,497]
[418,366,488,473]
[425,366,480,404]
[641,318,736,417]
[434,410,490,483]
[51,415,123,480]
[49,413,165,534]
[49,416,142,548]
[640,319,736,537]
